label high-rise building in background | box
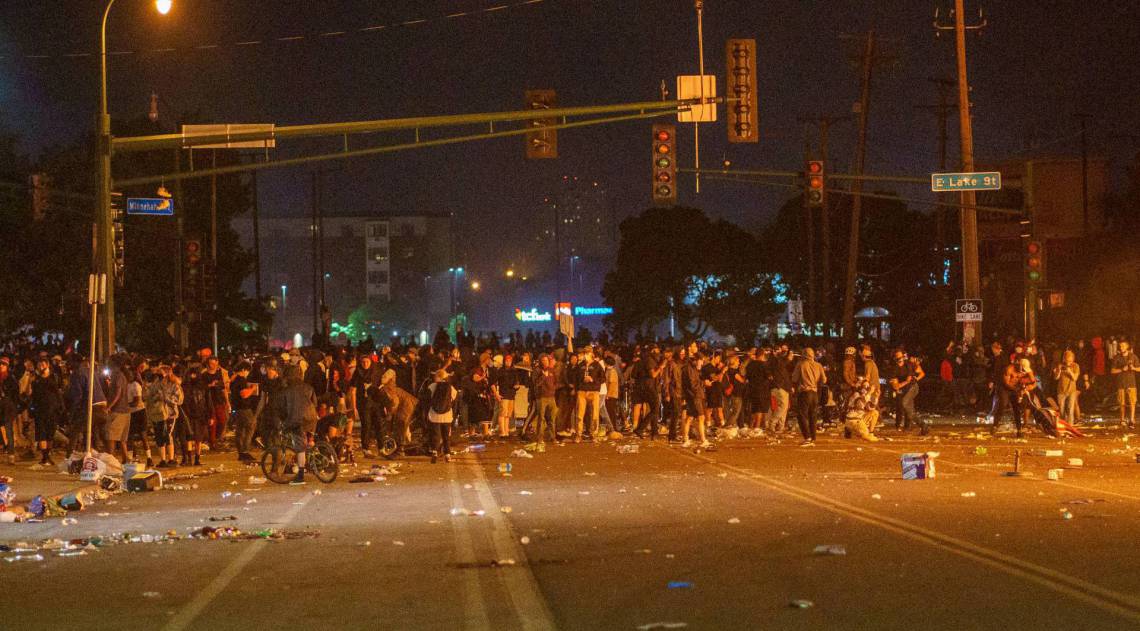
[237,212,453,347]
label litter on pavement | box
[812,545,847,556]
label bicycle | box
[259,424,339,484]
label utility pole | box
[936,1,987,345]
[252,169,262,301]
[173,147,186,354]
[802,126,816,335]
[210,150,218,355]
[841,30,876,341]
[800,115,848,335]
[1078,114,1090,236]
[310,172,319,343]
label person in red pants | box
[202,357,230,450]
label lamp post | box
[97,0,172,358]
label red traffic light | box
[807,161,823,175]
[1026,242,1040,255]
[655,129,672,142]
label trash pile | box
[0,473,119,524]
[1,525,322,561]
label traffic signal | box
[725,38,758,143]
[652,124,677,205]
[184,238,203,308]
[1024,240,1046,285]
[805,160,824,207]
[525,89,558,159]
[111,192,125,287]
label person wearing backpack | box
[427,370,457,463]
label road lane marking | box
[465,456,557,631]
[672,448,1140,624]
[162,493,314,631]
[447,465,493,631]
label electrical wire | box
[0,0,548,61]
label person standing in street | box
[791,348,826,446]
[29,358,64,466]
[202,356,230,451]
[1053,350,1081,424]
[229,362,260,463]
[573,348,605,442]
[1111,341,1139,428]
[680,352,710,448]
[530,354,559,444]
[427,370,457,463]
[105,357,132,464]
[768,345,794,435]
[888,350,927,435]
[745,347,770,432]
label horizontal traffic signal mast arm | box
[112,98,717,154]
[114,108,692,188]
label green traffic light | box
[656,157,671,168]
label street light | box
[470,281,481,291]
[506,269,515,278]
[97,0,172,357]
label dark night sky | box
[2,0,1138,274]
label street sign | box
[931,172,1002,192]
[676,75,717,122]
[955,299,983,322]
[126,197,174,216]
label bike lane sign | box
[955,299,983,322]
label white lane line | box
[162,493,313,631]
[448,463,492,631]
[864,443,1140,501]
[467,458,557,631]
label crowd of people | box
[0,328,1135,476]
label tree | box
[0,112,271,351]
[603,206,779,342]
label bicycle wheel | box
[261,446,299,484]
[309,441,339,484]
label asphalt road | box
[3,422,1140,630]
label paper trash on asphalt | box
[813,544,847,556]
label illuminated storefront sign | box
[514,308,552,322]
[574,306,613,317]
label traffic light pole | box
[97,2,116,360]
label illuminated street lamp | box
[470,281,481,291]
[506,269,516,278]
[96,0,173,356]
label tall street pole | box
[953,0,982,345]
[210,150,218,355]
[841,30,875,340]
[97,0,118,359]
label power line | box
[0,0,548,61]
